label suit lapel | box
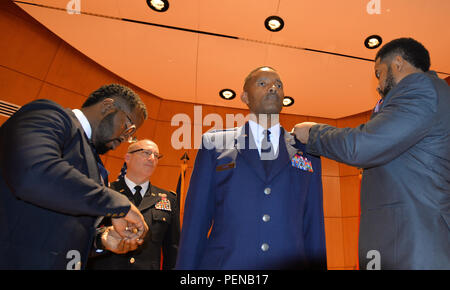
[284,127,299,160]
[116,177,135,201]
[65,109,101,184]
[139,184,159,211]
[235,123,301,183]
[235,122,266,183]
[266,128,298,182]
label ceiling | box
[13,0,450,118]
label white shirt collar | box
[72,109,92,139]
[124,175,149,198]
[248,120,280,155]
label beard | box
[378,66,396,98]
[92,111,119,155]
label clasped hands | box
[291,122,317,143]
[102,203,148,254]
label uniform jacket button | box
[264,188,271,195]
[261,243,269,252]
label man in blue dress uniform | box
[176,67,327,270]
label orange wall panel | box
[0,66,42,106]
[102,155,126,183]
[135,118,158,142]
[0,1,61,80]
[279,113,308,130]
[307,116,337,127]
[339,161,360,177]
[342,217,360,269]
[324,218,345,268]
[340,176,361,217]
[131,89,162,121]
[45,42,122,97]
[36,83,87,109]
[158,100,196,123]
[336,112,369,128]
[150,165,185,193]
[321,157,340,177]
[321,176,342,218]
[152,120,198,168]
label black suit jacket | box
[0,99,131,269]
[87,177,180,270]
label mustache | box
[265,92,280,98]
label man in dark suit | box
[176,67,327,270]
[88,139,180,270]
[293,38,450,269]
[0,84,149,269]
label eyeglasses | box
[120,112,137,143]
[128,148,163,160]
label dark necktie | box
[261,130,275,175]
[86,136,109,186]
[97,159,109,186]
[133,185,143,206]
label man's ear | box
[391,55,404,72]
[240,92,249,105]
[124,153,131,163]
[100,98,115,115]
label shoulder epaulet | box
[207,127,239,134]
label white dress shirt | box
[248,120,280,156]
[124,175,149,198]
[72,109,92,139]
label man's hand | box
[291,122,317,144]
[101,226,144,254]
[111,202,148,240]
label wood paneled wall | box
[0,0,375,269]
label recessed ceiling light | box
[364,35,382,49]
[219,89,236,100]
[283,96,294,107]
[147,0,169,12]
[264,16,284,32]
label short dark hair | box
[82,84,148,119]
[243,66,277,90]
[375,37,430,72]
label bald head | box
[124,139,160,184]
[127,139,158,153]
[243,66,277,92]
